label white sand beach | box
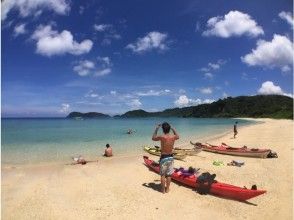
[2,118,293,220]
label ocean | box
[1,118,253,165]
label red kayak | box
[143,156,266,201]
[200,143,271,158]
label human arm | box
[171,127,179,140]
[152,124,161,141]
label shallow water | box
[1,118,253,164]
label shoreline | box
[2,118,293,219]
[2,118,257,168]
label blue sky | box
[2,0,293,117]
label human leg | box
[161,175,166,193]
[166,176,171,193]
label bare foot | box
[165,187,170,193]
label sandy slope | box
[2,119,293,220]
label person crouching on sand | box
[104,144,113,157]
[152,122,179,193]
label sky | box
[1,0,293,117]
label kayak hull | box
[143,156,266,201]
[201,144,271,158]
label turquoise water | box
[1,118,253,164]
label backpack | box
[196,172,217,195]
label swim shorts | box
[159,157,174,177]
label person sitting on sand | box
[152,122,179,194]
[233,121,238,138]
[104,144,113,157]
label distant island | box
[66,95,293,119]
[66,112,110,119]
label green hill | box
[66,112,110,118]
[120,95,293,119]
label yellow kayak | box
[143,146,187,160]
[174,147,202,156]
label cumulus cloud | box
[73,57,112,77]
[136,89,171,97]
[203,10,264,38]
[279,11,293,29]
[127,99,142,109]
[59,103,70,113]
[258,81,293,97]
[199,87,213,94]
[14,23,27,36]
[241,34,293,72]
[32,25,93,56]
[2,0,70,21]
[126,31,168,53]
[174,95,215,107]
[73,60,95,76]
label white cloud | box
[174,95,192,107]
[223,92,228,98]
[127,99,142,109]
[14,23,27,36]
[73,57,112,77]
[85,90,100,98]
[73,60,95,76]
[258,81,293,97]
[59,103,70,113]
[110,91,117,95]
[279,11,293,29]
[200,60,226,77]
[32,25,93,56]
[126,31,168,53]
[93,24,112,32]
[204,72,214,79]
[199,87,213,94]
[94,24,121,46]
[241,34,293,72]
[97,56,111,66]
[136,89,171,96]
[95,68,111,76]
[174,95,214,107]
[202,99,215,104]
[79,6,85,15]
[2,0,70,21]
[208,63,220,70]
[203,10,264,38]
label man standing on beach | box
[152,122,179,193]
[234,121,238,138]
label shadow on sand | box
[142,182,162,193]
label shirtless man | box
[152,122,179,193]
[104,144,113,157]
